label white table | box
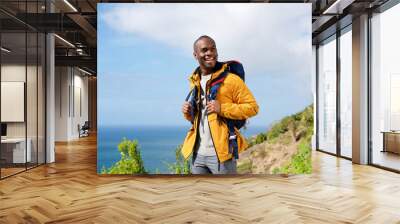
[1,138,31,163]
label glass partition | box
[27,30,38,169]
[1,30,28,177]
[38,32,45,165]
[0,1,46,179]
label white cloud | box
[100,3,311,78]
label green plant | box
[165,145,191,174]
[272,167,280,174]
[273,136,312,174]
[255,133,267,144]
[101,138,146,174]
[266,117,293,141]
[247,132,268,147]
[237,159,253,173]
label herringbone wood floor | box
[1,134,400,224]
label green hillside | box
[238,104,313,174]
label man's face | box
[193,38,218,71]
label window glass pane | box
[318,36,337,154]
[340,28,352,158]
[371,3,400,171]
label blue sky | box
[98,3,312,128]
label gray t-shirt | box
[195,74,217,156]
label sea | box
[97,125,267,174]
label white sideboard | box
[1,138,32,163]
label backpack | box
[185,61,246,159]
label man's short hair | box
[193,35,215,50]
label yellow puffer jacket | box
[181,63,259,163]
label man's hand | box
[207,100,220,114]
[182,102,192,121]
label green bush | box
[255,133,267,144]
[272,105,313,174]
[165,145,191,174]
[101,138,146,174]
[247,132,268,147]
[272,134,312,174]
[237,159,253,173]
[267,117,293,140]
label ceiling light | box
[78,67,93,76]
[63,0,78,12]
[1,47,11,53]
[323,0,341,14]
[76,48,85,55]
[54,34,75,48]
[322,0,355,15]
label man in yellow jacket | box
[181,35,259,174]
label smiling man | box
[181,35,259,174]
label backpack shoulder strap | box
[185,86,198,124]
[185,88,193,102]
[208,69,229,101]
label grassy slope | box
[237,105,313,174]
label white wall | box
[55,67,89,141]
[72,72,89,138]
[1,65,41,137]
[55,66,69,141]
[1,65,26,130]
